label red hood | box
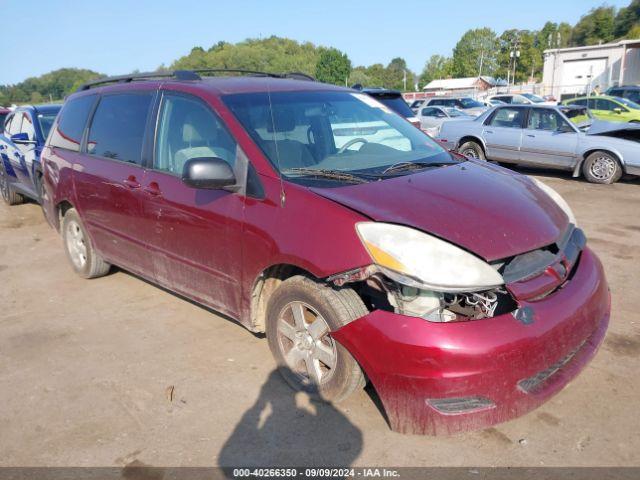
[309,161,569,261]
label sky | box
[1,0,633,85]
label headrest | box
[182,110,217,143]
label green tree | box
[315,47,351,85]
[571,6,616,46]
[615,0,640,37]
[497,29,540,82]
[451,28,498,77]
[348,67,371,87]
[419,55,453,86]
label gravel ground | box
[0,169,639,468]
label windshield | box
[444,107,469,117]
[37,111,59,139]
[373,95,415,118]
[459,98,483,108]
[612,96,640,109]
[223,91,455,184]
[521,93,545,103]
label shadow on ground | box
[218,368,362,473]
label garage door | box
[561,57,608,97]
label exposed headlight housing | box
[356,222,504,293]
[531,177,577,225]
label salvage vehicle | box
[425,96,487,117]
[0,104,61,205]
[416,106,472,136]
[438,104,640,184]
[41,70,610,435]
[562,95,640,123]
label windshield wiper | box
[381,160,457,176]
[282,167,371,184]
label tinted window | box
[489,108,525,128]
[570,98,588,106]
[37,111,59,140]
[0,113,7,133]
[88,93,152,165]
[458,98,483,108]
[155,94,237,175]
[50,95,96,152]
[373,95,414,118]
[527,109,570,131]
[421,107,441,117]
[594,98,620,111]
[494,96,512,104]
[429,99,443,106]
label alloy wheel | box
[276,301,337,386]
[590,155,616,181]
[66,220,88,269]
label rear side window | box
[489,108,525,128]
[88,93,153,165]
[50,95,96,152]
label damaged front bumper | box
[332,247,610,435]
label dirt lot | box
[1,169,639,468]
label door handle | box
[527,134,535,138]
[123,176,141,189]
[143,181,162,196]
[485,130,494,134]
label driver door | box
[481,107,525,163]
[520,108,578,168]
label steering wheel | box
[338,137,368,154]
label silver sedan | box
[417,106,473,137]
[437,104,640,184]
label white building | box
[543,39,640,100]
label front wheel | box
[458,141,486,160]
[266,276,367,402]
[582,151,622,184]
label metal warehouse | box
[543,39,640,101]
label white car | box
[488,93,556,106]
[416,106,473,136]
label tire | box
[582,151,622,184]
[61,208,111,279]
[0,163,25,206]
[458,140,486,160]
[266,275,367,403]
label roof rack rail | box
[76,70,200,91]
[76,68,316,92]
[189,69,316,81]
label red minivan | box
[41,71,610,435]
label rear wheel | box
[266,275,367,402]
[582,151,622,184]
[458,140,486,160]
[0,164,24,206]
[62,208,111,278]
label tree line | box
[2,0,640,105]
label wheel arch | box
[573,148,624,178]
[249,263,318,333]
[457,135,487,154]
[54,200,75,232]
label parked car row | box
[436,103,640,184]
[0,70,611,436]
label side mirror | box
[11,132,36,145]
[182,157,237,190]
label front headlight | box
[530,177,577,225]
[356,222,504,292]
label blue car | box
[0,104,61,205]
